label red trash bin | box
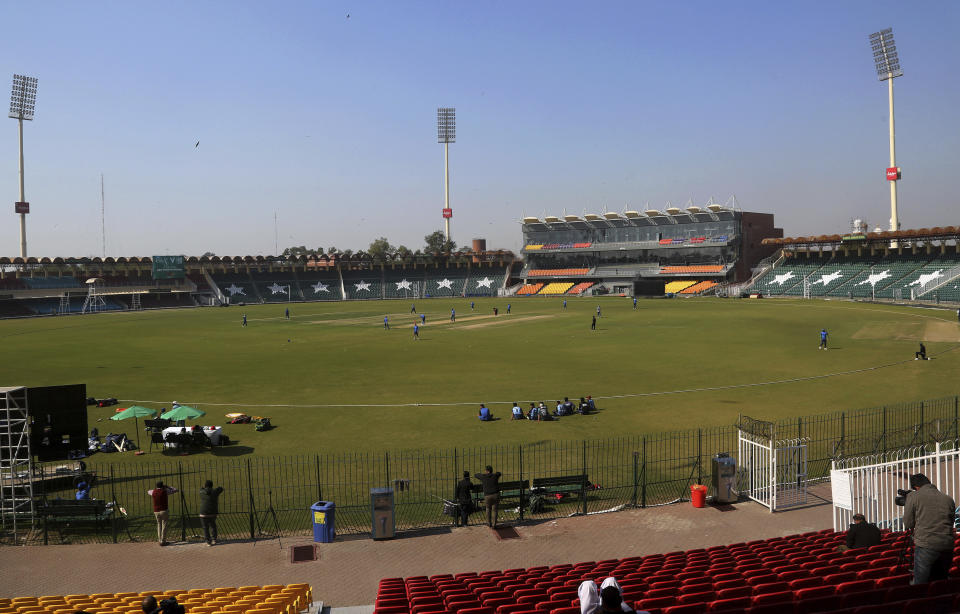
[690,484,707,508]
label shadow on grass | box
[210,445,255,457]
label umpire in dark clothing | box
[839,513,882,552]
[474,465,502,528]
[455,471,473,527]
[199,480,224,546]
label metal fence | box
[12,395,960,545]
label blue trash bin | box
[311,501,335,543]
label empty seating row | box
[539,283,574,295]
[659,265,723,274]
[517,284,544,296]
[527,269,590,277]
[0,583,312,614]
[678,281,718,295]
[374,529,960,614]
[566,282,594,295]
[665,281,696,294]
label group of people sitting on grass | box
[513,397,595,421]
[477,397,596,421]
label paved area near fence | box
[1,485,834,606]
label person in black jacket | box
[455,471,473,527]
[199,480,224,546]
[838,513,882,552]
[474,465,502,528]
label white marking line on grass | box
[121,344,960,409]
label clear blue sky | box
[2,1,958,257]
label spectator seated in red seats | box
[838,513,882,552]
[578,577,645,614]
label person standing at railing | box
[474,465,502,529]
[198,480,224,546]
[454,471,473,527]
[903,473,956,585]
[147,481,178,546]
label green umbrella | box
[160,405,206,421]
[109,405,156,449]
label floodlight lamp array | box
[437,107,456,143]
[9,74,38,120]
[869,29,902,80]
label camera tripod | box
[895,528,913,572]
[251,489,282,548]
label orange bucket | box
[690,484,707,508]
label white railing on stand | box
[831,441,960,532]
[912,264,960,300]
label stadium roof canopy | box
[762,226,960,247]
[521,206,736,231]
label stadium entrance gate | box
[737,416,808,512]
[830,440,960,532]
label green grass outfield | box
[3,296,959,460]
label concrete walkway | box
[1,488,834,606]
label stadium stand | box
[665,281,696,294]
[464,266,508,297]
[517,283,544,296]
[0,583,313,614]
[567,282,594,295]
[374,530,960,614]
[0,300,34,317]
[21,276,80,290]
[297,271,343,301]
[249,271,302,303]
[659,265,724,274]
[539,282,574,295]
[342,271,384,300]
[423,267,469,298]
[209,272,261,304]
[528,268,591,277]
[678,280,718,295]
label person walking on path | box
[474,465,502,528]
[198,480,224,546]
[147,481,178,546]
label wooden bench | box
[531,474,593,501]
[469,480,530,509]
[39,499,109,544]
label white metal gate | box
[831,441,960,532]
[738,418,809,512]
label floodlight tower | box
[868,29,902,234]
[437,107,456,243]
[8,74,38,258]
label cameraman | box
[903,473,957,584]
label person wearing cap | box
[903,472,956,584]
[75,481,91,501]
[838,513,881,552]
[578,577,643,614]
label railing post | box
[385,451,391,489]
[110,465,118,543]
[882,406,888,454]
[315,455,322,502]
[178,461,187,542]
[954,396,958,443]
[697,429,702,486]
[641,437,647,509]
[247,459,255,540]
[518,445,524,522]
[581,440,588,516]
[631,451,639,508]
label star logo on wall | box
[811,271,843,286]
[226,284,246,296]
[311,282,329,293]
[476,277,493,288]
[268,283,289,295]
[770,272,795,286]
[908,270,944,287]
[856,270,891,287]
[354,280,371,292]
[437,278,453,289]
[396,279,412,290]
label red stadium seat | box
[750,591,792,607]
[663,605,706,614]
[705,596,751,612]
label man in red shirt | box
[147,480,178,546]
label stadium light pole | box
[437,107,455,244]
[869,29,902,234]
[8,74,38,258]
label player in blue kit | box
[819,329,828,350]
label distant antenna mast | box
[100,173,106,258]
[274,211,278,255]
